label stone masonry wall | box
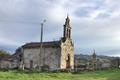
[23,47,61,70]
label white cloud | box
[47,6,67,22]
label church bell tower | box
[63,15,71,39]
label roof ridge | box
[22,40,61,49]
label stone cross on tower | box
[63,15,71,39]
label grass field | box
[0,69,120,80]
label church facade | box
[17,16,74,70]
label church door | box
[66,54,70,69]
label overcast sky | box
[0,0,120,56]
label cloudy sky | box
[0,0,120,56]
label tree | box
[0,49,10,58]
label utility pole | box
[19,47,24,70]
[39,20,46,70]
[21,47,24,70]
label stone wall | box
[0,60,18,69]
[23,47,61,70]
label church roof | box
[22,41,61,49]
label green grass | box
[0,69,120,80]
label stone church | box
[16,16,74,70]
